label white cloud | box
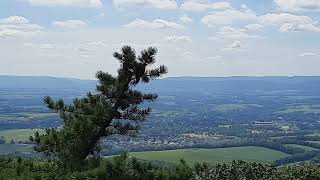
[210,26,264,40]
[0,16,30,24]
[206,56,222,61]
[86,41,108,47]
[259,13,314,26]
[24,43,59,49]
[181,51,193,57]
[245,24,264,31]
[181,1,232,12]
[230,40,242,48]
[280,22,320,32]
[52,20,88,29]
[113,0,178,10]
[164,35,192,43]
[180,15,193,24]
[202,9,257,27]
[123,19,185,30]
[223,40,247,51]
[240,4,248,9]
[299,52,319,57]
[77,47,96,52]
[275,0,320,12]
[259,13,320,32]
[77,41,108,51]
[21,0,103,8]
[0,16,43,38]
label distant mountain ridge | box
[1,75,320,93]
[0,75,96,90]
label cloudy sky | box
[0,0,320,79]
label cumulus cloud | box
[230,40,242,48]
[113,0,178,9]
[206,56,222,61]
[209,26,264,40]
[24,43,59,49]
[202,9,257,27]
[123,19,185,30]
[77,41,108,51]
[0,16,43,38]
[180,15,193,24]
[164,35,192,43]
[20,0,103,8]
[259,13,320,32]
[280,23,320,32]
[240,4,249,9]
[86,41,108,47]
[180,51,193,58]
[299,52,319,57]
[0,16,30,24]
[275,0,320,12]
[259,13,314,26]
[180,1,232,12]
[201,6,320,33]
[245,24,264,31]
[223,40,247,51]
[52,20,88,29]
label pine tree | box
[32,46,167,165]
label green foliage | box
[275,165,320,180]
[31,46,167,166]
[0,156,320,180]
[194,161,276,180]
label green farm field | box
[130,146,289,164]
[0,129,45,143]
[285,144,319,152]
[0,112,57,122]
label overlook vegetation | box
[0,155,320,180]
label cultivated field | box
[285,144,319,152]
[0,129,45,143]
[130,146,289,164]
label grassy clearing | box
[285,144,319,152]
[0,129,45,143]
[130,146,289,164]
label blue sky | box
[0,0,320,79]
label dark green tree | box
[31,46,167,165]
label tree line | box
[0,155,320,180]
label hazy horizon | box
[2,74,320,81]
